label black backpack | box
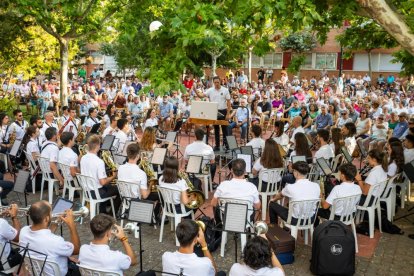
[310,221,355,275]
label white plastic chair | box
[24,255,61,276]
[258,168,284,221]
[0,242,18,274]
[195,162,213,200]
[307,163,319,182]
[157,186,194,246]
[395,173,411,209]
[379,174,400,222]
[58,162,83,202]
[281,199,320,245]
[331,154,343,173]
[38,157,60,203]
[76,174,116,220]
[329,194,361,253]
[218,197,252,258]
[356,180,388,238]
[116,180,141,227]
[78,264,122,276]
[23,150,39,194]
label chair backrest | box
[218,197,253,224]
[329,194,361,223]
[307,163,319,182]
[258,168,284,193]
[76,174,103,200]
[23,150,38,172]
[58,162,81,189]
[78,265,122,276]
[286,199,320,229]
[116,180,141,200]
[157,186,186,214]
[24,255,61,276]
[38,157,52,174]
[361,180,388,208]
[381,174,399,200]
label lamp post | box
[338,20,351,77]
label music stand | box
[186,156,203,174]
[291,155,306,163]
[8,140,22,179]
[316,158,333,176]
[127,199,154,273]
[341,146,353,163]
[6,242,49,275]
[151,148,167,166]
[237,154,252,173]
[13,170,30,224]
[240,146,253,156]
[223,202,248,262]
[101,135,115,151]
[356,139,367,170]
[395,161,414,221]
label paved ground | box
[6,187,414,276]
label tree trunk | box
[59,39,69,106]
[211,54,217,77]
[368,50,372,80]
[248,47,253,82]
[357,0,414,56]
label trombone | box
[0,206,30,217]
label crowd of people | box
[0,67,412,275]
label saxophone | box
[8,127,16,145]
[99,119,106,135]
[79,144,89,158]
[178,171,205,209]
[139,152,158,192]
[102,150,118,174]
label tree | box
[279,32,317,76]
[336,18,398,78]
[11,0,124,104]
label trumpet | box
[254,221,268,235]
[0,206,30,217]
[111,223,139,239]
[52,206,89,220]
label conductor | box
[195,76,231,151]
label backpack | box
[310,221,355,275]
[198,216,222,253]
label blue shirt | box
[392,121,408,138]
[236,107,250,122]
[160,102,173,118]
[289,107,301,118]
[315,113,333,129]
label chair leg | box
[220,231,227,257]
[174,216,180,246]
[368,209,375,239]
[48,181,53,204]
[68,188,75,202]
[352,221,358,253]
[159,213,166,243]
[110,200,116,219]
[32,177,36,194]
[386,200,392,222]
[304,230,309,245]
[90,203,96,220]
[241,234,247,253]
[376,205,382,234]
[401,185,406,209]
[40,178,45,200]
[62,185,67,199]
[203,176,208,199]
[261,195,267,221]
[291,227,298,244]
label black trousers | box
[214,109,229,148]
[90,185,121,215]
[269,201,316,225]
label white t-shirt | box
[79,243,131,275]
[159,176,188,205]
[229,263,284,276]
[0,218,18,261]
[84,117,100,129]
[118,163,148,198]
[162,251,215,276]
[404,148,414,164]
[102,126,116,139]
[58,146,78,181]
[246,138,265,156]
[326,182,362,215]
[365,165,388,197]
[11,120,28,140]
[344,136,356,155]
[290,126,305,144]
[26,138,40,156]
[41,122,58,134]
[253,158,282,183]
[40,141,60,173]
[61,118,79,137]
[19,226,74,275]
[273,133,289,152]
[80,153,107,190]
[387,161,398,177]
[184,141,214,166]
[314,144,335,161]
[281,178,320,218]
[144,118,158,129]
[214,178,260,207]
[205,86,231,110]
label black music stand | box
[8,140,22,180]
[127,199,154,273]
[13,170,30,225]
[222,202,249,263]
[186,156,207,219]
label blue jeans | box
[228,121,247,139]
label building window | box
[252,54,261,67]
[315,53,337,69]
[263,53,283,68]
[292,53,313,69]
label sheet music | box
[128,201,154,224]
[101,135,115,151]
[291,155,306,163]
[151,148,167,165]
[13,170,30,193]
[9,140,21,157]
[317,158,332,175]
[237,154,252,173]
[224,203,248,233]
[186,156,203,174]
[52,198,74,215]
[166,131,177,142]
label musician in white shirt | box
[58,132,80,182]
[60,107,80,138]
[0,204,22,271]
[84,107,101,133]
[40,127,64,186]
[19,200,80,275]
[41,111,58,134]
[11,109,28,140]
[143,108,158,130]
[162,220,221,276]
[118,143,149,199]
[246,125,265,157]
[102,115,118,139]
[272,121,289,153]
[80,135,120,214]
[113,118,129,164]
[79,214,137,274]
[184,128,216,181]
[314,129,335,161]
[23,126,41,161]
[0,113,11,153]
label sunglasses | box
[361,112,366,114]
[378,117,384,120]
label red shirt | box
[183,79,194,89]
